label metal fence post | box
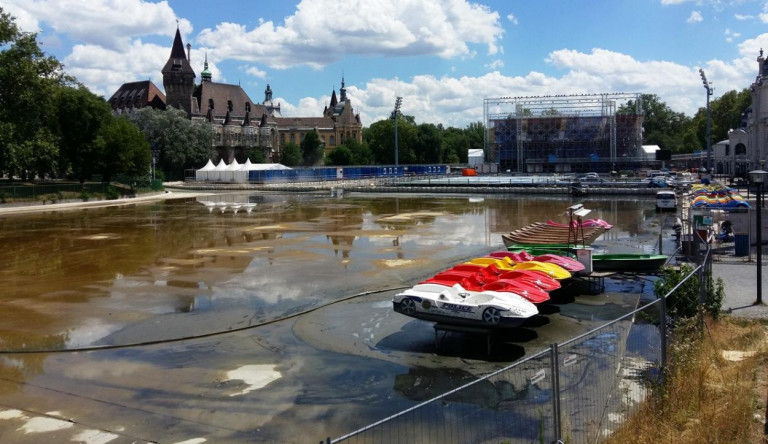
[660,291,667,386]
[550,343,562,443]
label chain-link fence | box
[325,265,702,444]
[0,182,111,199]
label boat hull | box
[592,254,668,272]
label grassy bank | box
[605,316,768,443]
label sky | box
[2,0,768,129]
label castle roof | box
[161,28,195,76]
[107,80,166,111]
[193,81,267,120]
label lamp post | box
[699,69,713,174]
[749,169,767,304]
[393,97,402,167]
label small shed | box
[468,149,484,166]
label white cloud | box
[62,40,170,98]
[661,0,693,4]
[0,0,190,51]
[196,0,504,69]
[485,59,504,70]
[734,13,754,20]
[245,66,267,79]
[725,28,741,43]
[506,13,518,25]
[687,11,703,23]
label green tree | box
[364,115,417,164]
[0,7,69,178]
[442,127,469,164]
[131,107,214,180]
[243,147,266,164]
[326,145,355,165]
[97,117,150,183]
[54,85,112,182]
[300,130,324,166]
[9,128,59,180]
[414,123,442,163]
[280,142,302,166]
[620,94,692,153]
[344,138,373,165]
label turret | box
[162,27,196,115]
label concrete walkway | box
[711,243,768,319]
[0,189,210,216]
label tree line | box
[0,6,755,184]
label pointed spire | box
[260,113,268,127]
[201,50,212,82]
[340,74,347,101]
[330,89,338,107]
[242,110,251,127]
[162,27,195,76]
[223,109,232,125]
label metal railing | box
[0,182,112,200]
[324,264,703,444]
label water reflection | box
[0,192,658,351]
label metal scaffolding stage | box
[483,93,644,173]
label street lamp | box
[748,169,767,304]
[393,97,402,167]
[699,69,713,173]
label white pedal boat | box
[392,283,538,328]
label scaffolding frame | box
[483,93,644,173]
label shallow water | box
[0,191,669,443]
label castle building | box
[108,27,362,165]
[727,49,768,177]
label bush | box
[104,186,119,200]
[654,263,724,321]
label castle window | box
[329,135,335,146]
[245,102,251,113]
[228,100,233,112]
[725,144,730,156]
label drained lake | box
[0,191,672,443]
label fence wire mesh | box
[331,299,664,444]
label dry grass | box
[604,316,768,444]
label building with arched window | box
[108,27,362,165]
[728,50,768,177]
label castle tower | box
[162,27,196,115]
[201,51,212,83]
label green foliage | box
[131,107,214,180]
[654,263,725,321]
[104,185,119,200]
[280,142,302,166]
[326,145,355,165]
[299,130,324,166]
[97,117,151,182]
[0,8,69,178]
[243,147,266,164]
[54,85,112,181]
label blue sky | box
[2,0,768,128]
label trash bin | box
[575,247,593,274]
[734,233,749,257]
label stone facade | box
[108,28,363,165]
[727,50,768,177]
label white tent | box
[223,159,242,182]
[208,158,228,182]
[195,159,215,181]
